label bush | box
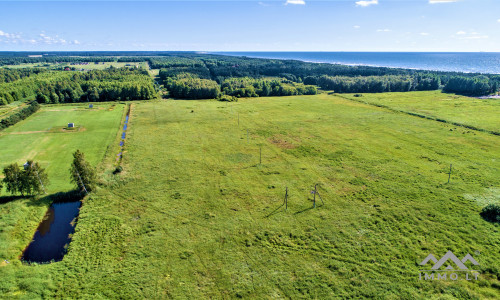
[218,95,238,102]
[480,204,500,223]
[112,166,123,174]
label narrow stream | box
[21,201,81,263]
[117,107,130,162]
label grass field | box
[0,94,499,298]
[340,91,500,133]
[0,102,125,286]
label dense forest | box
[0,67,156,106]
[0,53,498,103]
[148,54,500,97]
[35,68,157,103]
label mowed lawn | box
[0,104,125,191]
[341,91,500,133]
[1,94,499,299]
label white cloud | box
[454,31,489,40]
[0,30,22,40]
[429,0,458,4]
[285,0,305,5]
[353,25,361,29]
[498,19,500,23]
[460,35,489,40]
[377,29,391,32]
[420,32,430,36]
[356,0,378,7]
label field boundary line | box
[335,94,500,136]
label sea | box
[211,52,500,75]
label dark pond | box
[22,201,81,263]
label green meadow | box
[340,91,500,133]
[0,93,499,298]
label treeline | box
[149,54,500,96]
[222,77,317,97]
[443,76,499,96]
[165,74,317,99]
[313,75,440,93]
[0,68,156,106]
[0,101,40,131]
[35,68,157,103]
[166,75,221,99]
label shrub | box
[218,95,238,102]
[112,166,123,174]
[480,204,500,223]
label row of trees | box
[443,76,499,96]
[221,77,317,97]
[0,101,40,131]
[315,75,414,93]
[166,75,221,99]
[165,74,318,99]
[1,151,96,197]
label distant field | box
[341,91,500,133]
[0,94,498,298]
[1,61,148,70]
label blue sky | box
[0,0,499,51]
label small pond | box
[22,201,81,263]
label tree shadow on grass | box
[0,195,25,205]
[1,190,84,207]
